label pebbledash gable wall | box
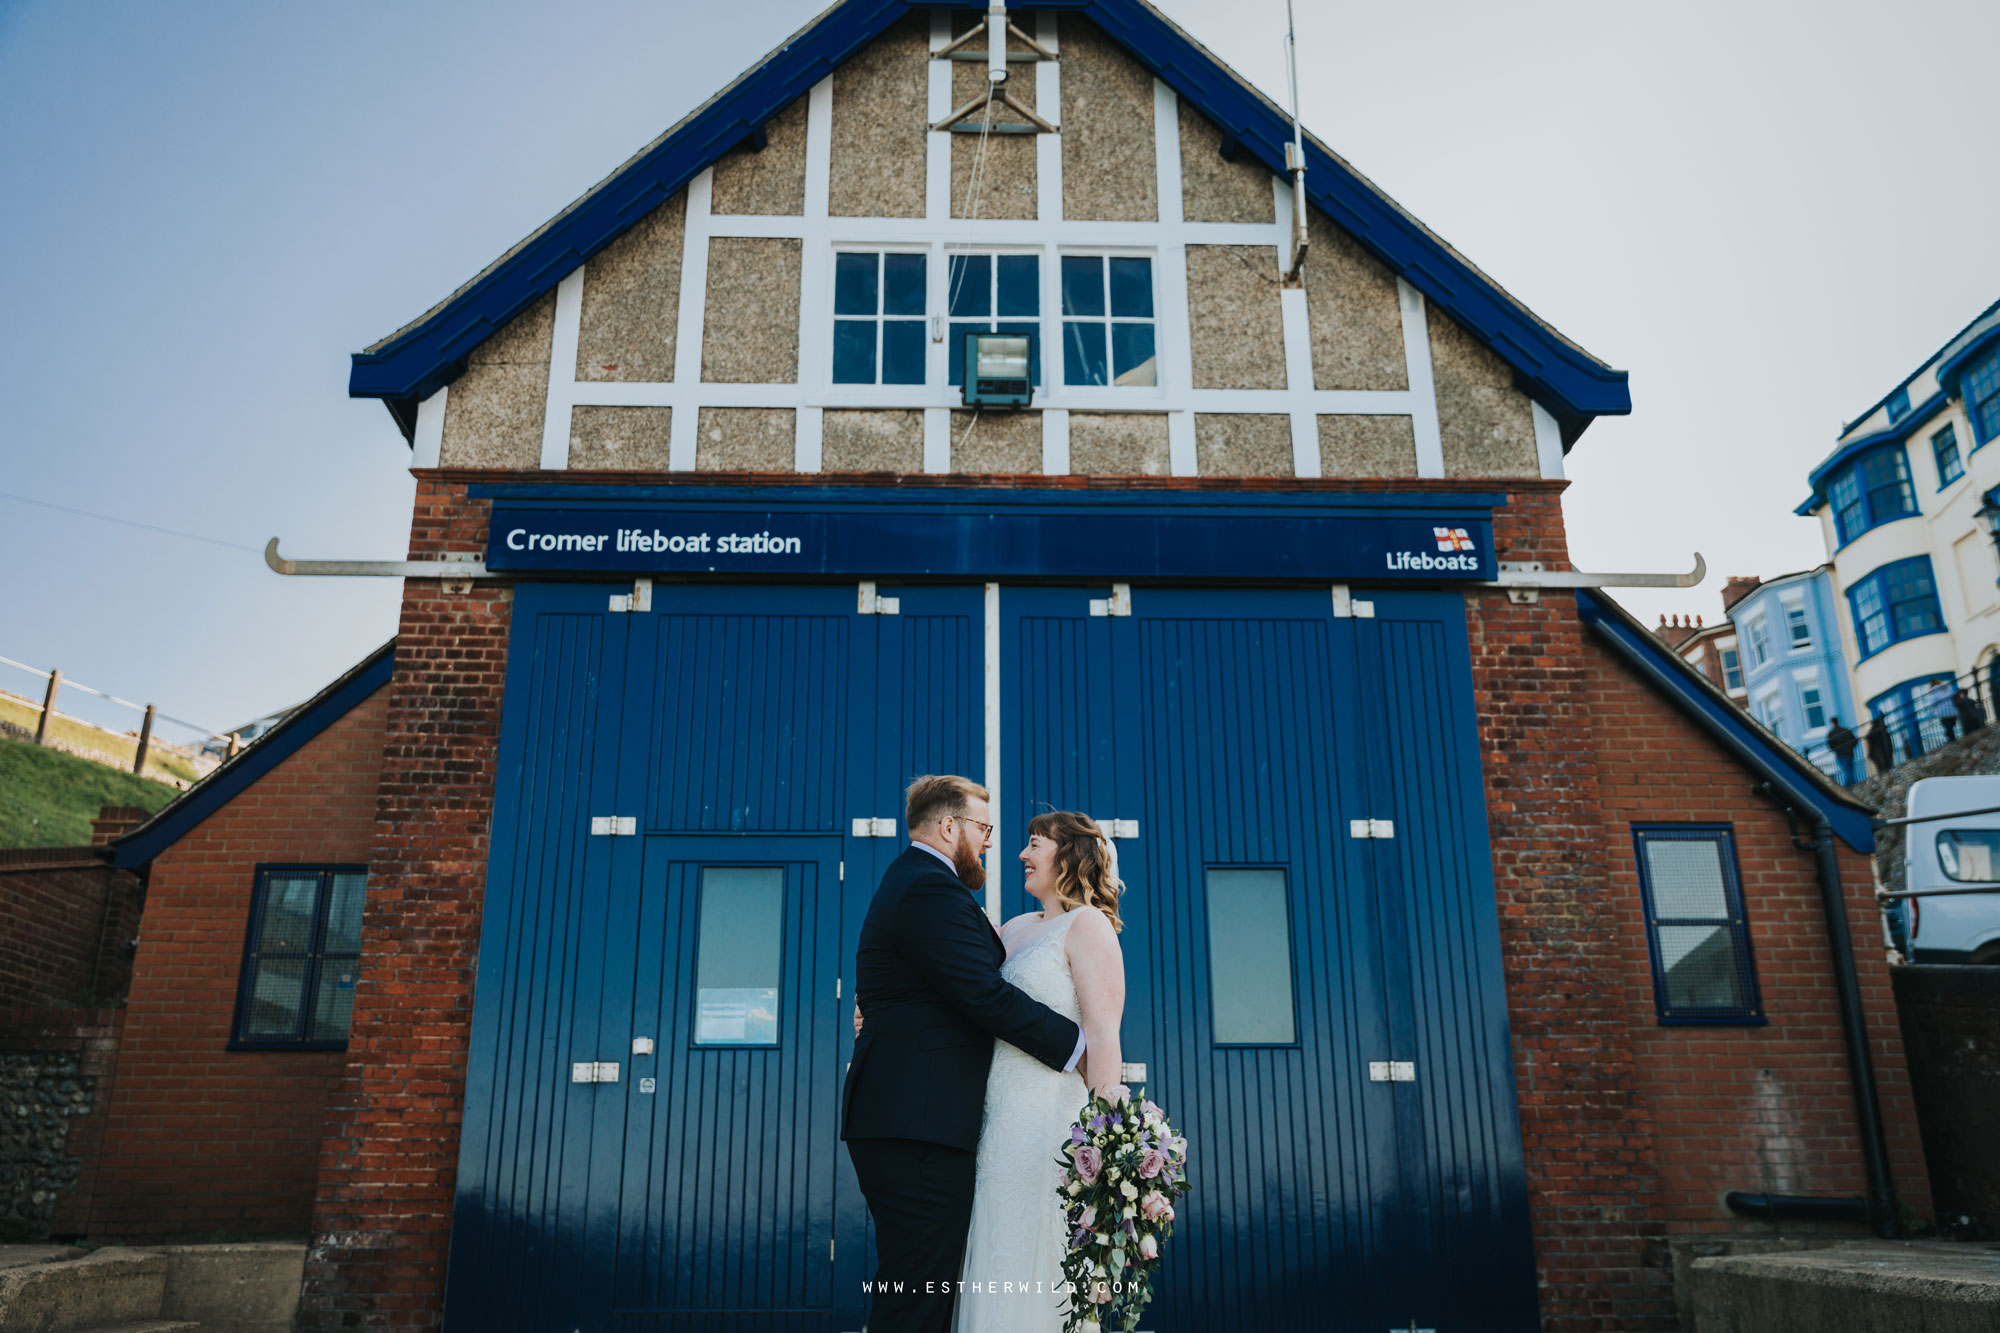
[1582,636,1931,1233]
[84,688,390,1240]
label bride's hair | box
[1026,810,1124,933]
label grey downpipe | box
[1588,616,1899,1234]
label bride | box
[863,810,1129,1332]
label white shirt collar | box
[909,840,957,873]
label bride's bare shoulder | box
[999,910,1045,934]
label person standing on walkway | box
[1865,718,1895,776]
[1826,717,1858,785]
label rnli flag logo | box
[1433,527,1475,552]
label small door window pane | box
[695,867,783,1045]
[1205,868,1296,1044]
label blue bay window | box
[1846,555,1945,658]
[1933,423,1963,486]
[1968,347,2000,446]
[1827,444,1918,546]
[233,865,365,1049]
[1886,385,1911,423]
[1632,826,1763,1024]
[1869,674,1958,766]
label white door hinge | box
[590,816,637,836]
[571,1061,621,1083]
[835,976,841,1000]
[850,817,898,837]
[1093,817,1140,839]
[609,578,653,613]
[1367,1061,1416,1083]
[1348,818,1394,839]
[1088,583,1132,617]
[858,582,901,615]
[1331,585,1375,618]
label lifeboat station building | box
[86,2,1931,1329]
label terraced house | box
[79,2,1935,1330]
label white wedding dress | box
[954,907,1093,1333]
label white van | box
[1896,775,2000,964]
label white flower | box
[1122,1205,1136,1220]
[1120,1180,1138,1201]
[1079,1322,1100,1333]
[1138,1233,1159,1260]
[1067,1182,1081,1196]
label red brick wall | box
[1582,633,1932,1232]
[0,849,142,1008]
[85,688,389,1239]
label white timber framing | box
[412,385,448,469]
[520,31,1452,478]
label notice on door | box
[696,987,779,1045]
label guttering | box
[1577,592,1897,1235]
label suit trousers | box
[848,1137,978,1333]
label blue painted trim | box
[1845,554,1946,662]
[1935,322,2000,396]
[1576,589,1874,853]
[1795,400,1947,515]
[1850,625,1949,665]
[1839,295,2000,431]
[1830,509,1919,555]
[112,643,395,869]
[1631,823,1767,1026]
[349,0,1629,440]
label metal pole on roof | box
[1283,0,1309,281]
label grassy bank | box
[0,692,202,784]
[0,735,180,848]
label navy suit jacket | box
[840,846,1082,1151]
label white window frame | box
[824,243,935,405]
[1744,615,1772,668]
[1754,688,1787,735]
[1718,641,1744,692]
[1794,670,1828,735]
[1054,246,1164,406]
[1782,596,1812,652]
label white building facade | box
[1798,298,2000,761]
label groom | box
[841,774,1087,1333]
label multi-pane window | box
[1966,348,2000,445]
[693,866,783,1045]
[1061,255,1156,387]
[1744,615,1771,667]
[1797,675,1827,730]
[1886,386,1911,423]
[948,252,1041,387]
[1631,826,1763,1023]
[233,865,365,1048]
[1755,691,1786,735]
[1720,645,1743,692]
[1847,555,1946,657]
[1784,600,1811,650]
[833,251,927,386]
[1828,445,1917,545]
[1933,424,1963,486]
[1204,868,1296,1044]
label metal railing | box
[1798,662,2000,785]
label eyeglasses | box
[954,816,994,841]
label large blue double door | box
[1000,587,1537,1331]
[450,581,1536,1332]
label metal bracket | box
[1331,585,1375,618]
[850,817,898,837]
[609,578,652,613]
[931,86,1058,135]
[571,1061,620,1084]
[1089,584,1132,618]
[1481,553,1707,605]
[265,538,496,579]
[858,583,901,615]
[590,816,637,836]
[1368,1061,1416,1082]
[1093,817,1140,839]
[1349,819,1395,839]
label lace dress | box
[953,907,1093,1333]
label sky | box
[2,0,1997,746]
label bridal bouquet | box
[1053,1088,1192,1333]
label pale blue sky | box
[2,0,1996,744]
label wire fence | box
[1801,661,1999,786]
[0,654,218,737]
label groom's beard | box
[952,833,987,893]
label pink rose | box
[1078,1203,1096,1228]
[1138,1149,1165,1179]
[1140,1191,1171,1221]
[1074,1144,1102,1184]
[1138,1233,1159,1260]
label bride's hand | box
[853,1003,863,1036]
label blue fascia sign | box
[478,485,1500,582]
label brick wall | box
[0,843,142,1008]
[84,688,389,1239]
[1583,633,1931,1242]
[0,1007,124,1240]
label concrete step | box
[71,1324,200,1333]
[0,1248,167,1332]
[157,1244,302,1333]
[1690,1239,2000,1333]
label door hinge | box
[590,816,637,836]
[1348,818,1394,839]
[571,1061,621,1083]
[1092,817,1141,839]
[839,860,845,881]
[1368,1061,1416,1083]
[858,582,901,615]
[1331,585,1376,618]
[1120,1061,1147,1083]
[1088,583,1132,617]
[609,578,653,613]
[835,976,841,1000]
[850,817,898,837]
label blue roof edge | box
[1793,389,1953,515]
[1576,589,1874,853]
[111,642,396,869]
[349,0,1629,441]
